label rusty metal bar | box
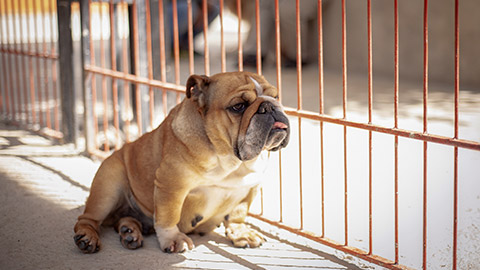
[131,0,143,135]
[49,0,59,132]
[120,0,131,142]
[295,0,304,230]
[145,0,154,129]
[393,0,399,265]
[219,0,226,72]
[1,0,10,117]
[367,0,373,256]
[317,0,325,238]
[99,1,110,152]
[157,0,168,117]
[26,0,37,125]
[284,109,480,152]
[249,213,411,270]
[11,0,22,123]
[187,0,194,75]
[453,0,459,269]
[274,0,281,100]
[341,0,348,246]
[88,0,98,148]
[423,1,429,269]
[6,0,17,121]
[274,0,283,223]
[41,0,52,129]
[236,0,242,71]
[109,0,120,149]
[17,0,29,124]
[202,0,209,75]
[255,0,261,75]
[0,48,58,59]
[85,65,185,94]
[0,0,9,116]
[171,0,181,104]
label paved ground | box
[0,123,373,270]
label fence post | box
[57,0,77,144]
[130,0,150,134]
[79,0,94,152]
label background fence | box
[1,0,480,269]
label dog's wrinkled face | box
[186,72,290,161]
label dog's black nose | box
[257,102,275,114]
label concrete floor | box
[0,123,374,270]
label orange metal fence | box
[0,0,62,139]
[1,0,479,269]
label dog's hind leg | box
[74,154,129,253]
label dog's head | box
[186,71,290,161]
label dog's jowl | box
[73,72,290,253]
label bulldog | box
[73,71,290,253]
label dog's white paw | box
[226,223,265,248]
[155,225,194,253]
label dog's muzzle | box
[235,100,290,161]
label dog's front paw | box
[155,225,194,253]
[226,223,265,248]
[74,226,101,253]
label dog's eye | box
[229,102,247,113]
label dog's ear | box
[186,75,210,108]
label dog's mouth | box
[272,121,288,130]
[264,119,290,152]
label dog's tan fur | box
[73,72,289,253]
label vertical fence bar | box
[202,0,209,75]
[254,0,263,214]
[0,0,9,117]
[109,0,120,149]
[453,0,459,269]
[80,0,94,151]
[27,0,36,125]
[41,0,52,129]
[6,0,17,121]
[422,0,429,269]
[18,0,30,124]
[11,0,22,123]
[236,0,242,71]
[145,0,154,129]
[255,0,261,75]
[88,0,98,148]
[393,0,399,265]
[295,0,304,230]
[274,0,283,223]
[50,0,60,132]
[367,0,373,256]
[157,0,168,117]
[341,0,348,246]
[187,0,194,75]
[57,0,76,142]
[10,0,20,122]
[120,0,131,142]
[317,0,325,238]
[100,1,110,152]
[131,0,143,135]
[48,0,60,131]
[219,0,225,72]
[0,0,9,116]
[34,0,44,126]
[171,0,181,104]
